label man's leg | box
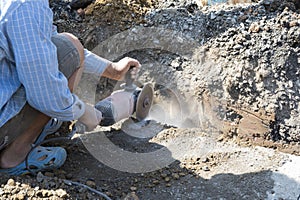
[0,106,51,168]
[0,33,84,169]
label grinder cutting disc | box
[136,83,154,121]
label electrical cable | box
[63,179,112,200]
[24,126,113,200]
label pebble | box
[210,12,217,20]
[164,177,171,182]
[172,173,180,179]
[130,186,137,191]
[7,179,15,186]
[55,189,68,198]
[86,180,96,188]
[202,166,210,171]
[179,172,187,176]
[249,22,260,33]
[15,193,25,200]
[124,192,140,200]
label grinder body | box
[95,67,153,126]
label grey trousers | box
[0,34,80,150]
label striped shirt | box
[0,0,110,127]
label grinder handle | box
[124,66,137,92]
[125,66,135,87]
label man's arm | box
[84,50,141,80]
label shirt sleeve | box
[52,25,111,76]
[83,49,111,75]
[7,1,85,121]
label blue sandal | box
[0,146,67,175]
[0,118,65,175]
[34,118,63,145]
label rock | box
[41,189,51,198]
[15,193,25,200]
[179,172,187,177]
[36,172,45,183]
[210,12,217,20]
[7,179,15,186]
[202,166,210,171]
[66,173,73,179]
[86,180,96,188]
[130,186,137,191]
[289,20,298,27]
[55,189,68,198]
[172,173,180,179]
[124,192,139,200]
[249,22,260,33]
[164,177,171,182]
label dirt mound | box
[201,0,300,142]
[85,0,157,25]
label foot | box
[0,146,67,175]
[0,141,32,169]
[0,118,62,169]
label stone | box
[7,179,15,186]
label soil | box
[1,0,300,199]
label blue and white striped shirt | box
[0,0,110,127]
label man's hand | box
[78,104,102,131]
[102,57,141,80]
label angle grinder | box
[95,66,154,126]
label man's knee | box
[59,33,84,67]
[51,33,84,79]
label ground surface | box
[1,0,300,199]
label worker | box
[0,0,140,175]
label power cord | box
[24,126,113,200]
